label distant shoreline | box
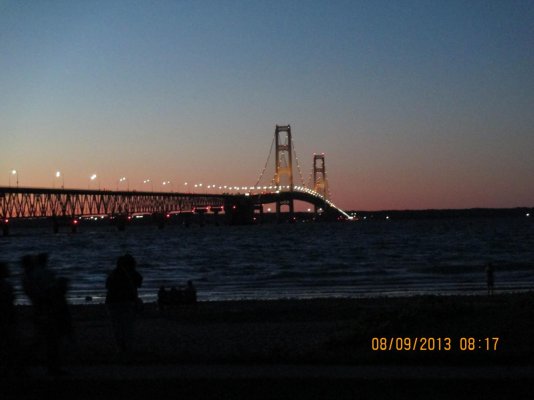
[348,207,532,220]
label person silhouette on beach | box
[21,253,73,375]
[105,254,143,356]
[184,280,197,304]
[486,263,495,295]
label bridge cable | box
[291,137,307,187]
[324,172,333,200]
[306,169,313,189]
[254,135,275,187]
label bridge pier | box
[1,218,9,236]
[181,212,193,227]
[152,213,167,229]
[276,199,295,223]
[113,214,130,231]
[71,218,79,233]
[193,207,208,227]
[253,204,264,224]
[211,207,223,226]
[52,216,80,233]
[224,198,255,225]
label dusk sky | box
[1,0,533,211]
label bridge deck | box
[0,186,349,220]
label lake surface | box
[1,216,533,304]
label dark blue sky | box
[1,0,533,209]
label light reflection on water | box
[1,217,533,304]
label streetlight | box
[89,174,98,189]
[184,182,188,193]
[143,179,153,192]
[55,171,64,189]
[117,176,127,191]
[162,180,171,191]
[10,169,18,188]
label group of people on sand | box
[158,281,197,310]
[0,254,73,376]
[0,252,197,377]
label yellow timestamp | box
[371,337,500,351]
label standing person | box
[21,253,72,375]
[486,263,495,295]
[105,254,143,356]
[184,280,197,304]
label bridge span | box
[0,186,350,233]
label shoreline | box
[13,284,534,306]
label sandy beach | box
[5,293,534,398]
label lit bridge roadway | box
[0,186,351,230]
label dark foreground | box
[4,293,534,399]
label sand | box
[4,293,534,398]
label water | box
[1,217,534,304]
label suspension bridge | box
[0,125,351,234]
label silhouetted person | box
[157,285,167,311]
[486,263,495,295]
[0,262,18,377]
[184,280,197,304]
[106,254,143,356]
[21,253,72,375]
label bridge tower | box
[274,125,294,220]
[313,153,328,213]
